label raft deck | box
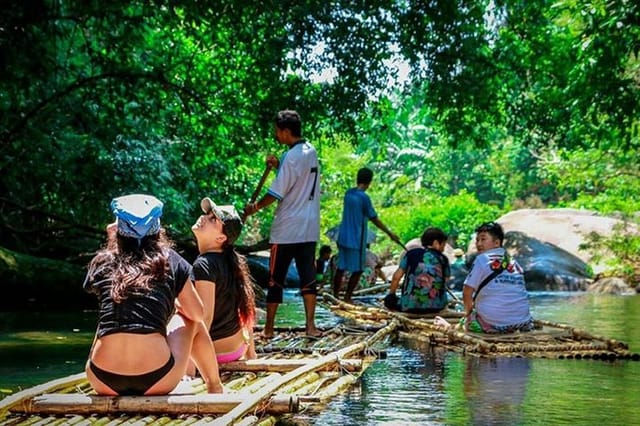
[0,322,396,425]
[322,292,640,361]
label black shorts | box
[267,242,317,303]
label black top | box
[84,249,191,338]
[192,252,241,340]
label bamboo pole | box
[236,374,284,397]
[391,313,495,353]
[323,292,383,314]
[219,358,362,373]
[281,373,339,399]
[352,283,389,296]
[0,372,87,416]
[324,291,463,323]
[313,375,359,402]
[534,319,629,350]
[12,393,299,416]
[255,416,277,426]
[274,372,321,395]
[234,415,260,426]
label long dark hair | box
[222,245,256,328]
[88,230,172,303]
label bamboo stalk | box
[219,358,362,373]
[0,372,87,416]
[392,314,495,353]
[275,372,321,395]
[233,415,260,426]
[352,283,389,296]
[534,319,629,350]
[255,417,277,426]
[313,375,359,402]
[282,375,336,398]
[236,374,283,397]
[224,374,255,392]
[324,291,464,324]
[12,393,299,416]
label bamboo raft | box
[0,322,396,425]
[322,292,640,361]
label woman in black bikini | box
[84,194,223,395]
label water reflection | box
[463,357,531,426]
[310,339,451,425]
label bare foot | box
[306,326,323,337]
[260,329,274,339]
[434,316,452,328]
[207,381,224,394]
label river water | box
[1,291,639,425]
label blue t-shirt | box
[337,188,377,250]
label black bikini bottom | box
[89,354,175,395]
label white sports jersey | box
[464,247,532,327]
[267,140,320,244]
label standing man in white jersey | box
[244,110,321,338]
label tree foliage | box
[0,0,638,274]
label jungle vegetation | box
[1,0,639,284]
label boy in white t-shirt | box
[458,222,534,333]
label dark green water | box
[1,291,639,425]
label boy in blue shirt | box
[332,167,402,303]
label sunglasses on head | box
[477,222,499,231]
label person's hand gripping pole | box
[242,163,273,222]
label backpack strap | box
[472,254,510,302]
[431,249,450,281]
[401,248,426,294]
[472,268,503,302]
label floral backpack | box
[399,247,450,313]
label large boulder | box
[587,277,636,295]
[502,231,591,291]
[495,208,635,274]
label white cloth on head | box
[111,194,163,239]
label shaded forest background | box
[1,0,639,295]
